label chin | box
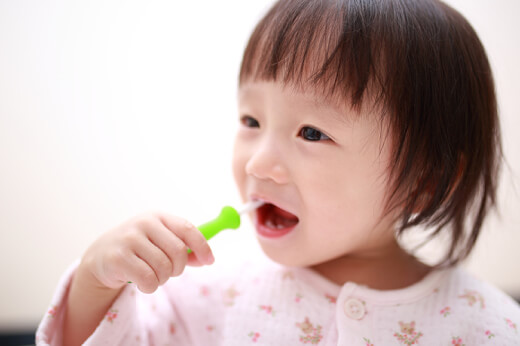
[256,242,317,268]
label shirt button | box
[343,298,365,320]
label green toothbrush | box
[127,201,264,283]
[186,200,264,253]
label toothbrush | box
[127,201,264,282]
[186,200,264,253]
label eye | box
[240,115,260,128]
[299,126,330,141]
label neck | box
[310,241,431,290]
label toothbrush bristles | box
[238,200,265,215]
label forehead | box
[238,80,382,126]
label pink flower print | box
[485,330,495,339]
[325,293,337,304]
[206,325,215,332]
[248,331,260,342]
[505,318,517,333]
[451,336,465,346]
[104,309,118,323]
[440,306,451,317]
[200,285,210,297]
[295,293,303,303]
[296,317,323,344]
[259,305,276,316]
[393,321,423,345]
[223,286,240,306]
[363,337,374,346]
[169,322,176,335]
[458,289,485,309]
[47,305,58,318]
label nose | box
[245,138,289,185]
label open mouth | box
[255,203,299,237]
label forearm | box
[62,264,123,346]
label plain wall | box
[0,0,518,330]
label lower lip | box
[254,214,297,238]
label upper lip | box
[248,192,297,216]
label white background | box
[0,0,519,331]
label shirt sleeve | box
[35,260,192,345]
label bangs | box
[239,0,386,110]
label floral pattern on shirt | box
[283,271,295,280]
[440,306,451,317]
[259,305,276,316]
[47,305,58,318]
[200,285,210,297]
[505,318,517,332]
[458,289,485,309]
[104,309,118,323]
[223,286,240,306]
[296,317,323,344]
[325,293,337,304]
[36,262,520,345]
[451,336,465,345]
[363,337,374,345]
[393,321,423,345]
[248,331,261,342]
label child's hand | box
[79,212,215,294]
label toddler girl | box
[37,0,520,344]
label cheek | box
[231,138,247,196]
[297,166,349,225]
[299,157,389,229]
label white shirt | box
[37,259,520,345]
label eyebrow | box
[238,82,366,127]
[306,96,357,127]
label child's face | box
[233,81,400,267]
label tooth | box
[265,219,275,229]
[276,224,285,230]
[275,216,286,227]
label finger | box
[133,236,174,286]
[187,252,205,267]
[156,213,214,265]
[123,253,161,294]
[143,219,190,276]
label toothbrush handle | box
[128,207,240,283]
[187,206,241,254]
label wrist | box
[63,260,125,346]
[74,258,123,297]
